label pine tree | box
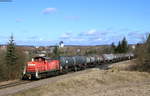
[5,35,17,79]
[121,37,128,53]
[114,37,129,53]
[115,41,121,53]
[111,42,116,53]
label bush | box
[135,34,150,72]
[0,50,8,81]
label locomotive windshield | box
[34,57,46,62]
[33,56,54,62]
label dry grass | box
[9,67,150,96]
[0,80,19,86]
[108,60,137,71]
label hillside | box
[7,60,150,96]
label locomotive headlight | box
[28,64,35,66]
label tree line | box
[51,37,130,57]
[111,37,129,53]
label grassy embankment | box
[9,60,150,96]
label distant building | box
[132,45,136,50]
[35,46,39,49]
[59,41,64,48]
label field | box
[5,60,150,96]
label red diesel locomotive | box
[22,57,60,79]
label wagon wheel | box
[73,66,78,72]
[83,63,87,70]
[63,66,68,73]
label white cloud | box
[86,29,97,35]
[59,29,145,45]
[42,8,57,14]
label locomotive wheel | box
[36,74,41,80]
[63,66,68,74]
[21,75,28,80]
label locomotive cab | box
[27,57,47,72]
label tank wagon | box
[22,53,134,80]
[59,56,87,72]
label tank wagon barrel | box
[102,54,115,63]
[60,56,87,71]
[60,57,74,67]
[73,56,87,65]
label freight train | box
[22,53,134,80]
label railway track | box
[0,80,31,90]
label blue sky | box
[0,0,150,46]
